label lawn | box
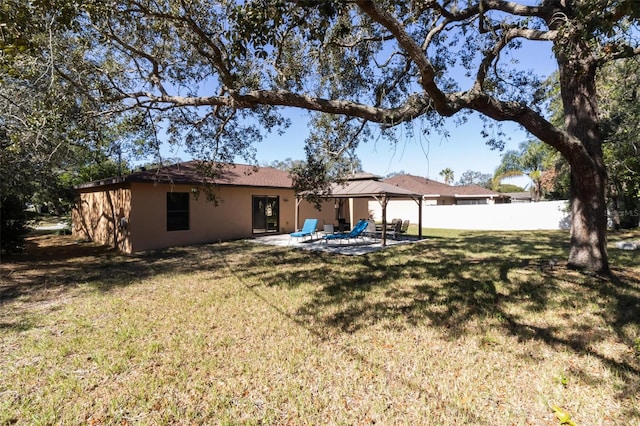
[1,229,639,425]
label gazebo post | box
[381,195,388,247]
[349,198,356,231]
[415,196,423,240]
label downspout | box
[295,195,301,231]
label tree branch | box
[104,23,168,96]
[356,0,455,115]
[426,0,547,21]
[475,25,557,90]
[597,43,640,65]
[464,92,581,159]
[480,0,548,18]
[112,89,431,127]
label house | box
[367,174,570,231]
[504,191,534,203]
[73,161,362,253]
[383,174,510,205]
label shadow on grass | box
[0,233,256,312]
[233,230,640,414]
[3,230,639,415]
[286,232,569,332]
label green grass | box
[1,229,639,425]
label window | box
[456,199,488,205]
[167,192,189,231]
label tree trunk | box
[567,157,609,273]
[557,43,610,273]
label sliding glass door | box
[252,196,279,234]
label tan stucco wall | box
[73,185,132,252]
[351,198,371,223]
[296,197,370,231]
[74,182,372,253]
[126,183,297,252]
[297,199,336,229]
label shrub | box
[1,194,29,253]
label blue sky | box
[161,18,558,189]
[250,37,559,188]
[253,109,537,186]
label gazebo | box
[295,174,423,246]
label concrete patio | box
[249,233,424,256]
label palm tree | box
[439,168,454,185]
[494,140,549,201]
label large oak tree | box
[8,0,640,272]
[1,0,154,251]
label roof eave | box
[76,177,292,190]
[74,176,129,189]
[454,194,505,198]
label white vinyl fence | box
[368,199,571,231]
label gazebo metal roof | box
[327,179,422,199]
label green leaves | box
[598,57,640,228]
[0,0,81,56]
[494,140,560,199]
[552,405,577,426]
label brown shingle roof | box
[453,184,506,197]
[383,174,506,198]
[384,174,458,196]
[76,161,293,189]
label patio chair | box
[388,218,403,240]
[399,220,410,235]
[323,219,369,244]
[289,218,319,243]
[365,219,377,240]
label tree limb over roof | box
[82,1,636,162]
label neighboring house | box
[384,174,510,205]
[73,161,360,253]
[369,174,569,230]
[504,192,534,203]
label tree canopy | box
[439,168,454,185]
[494,140,554,200]
[597,58,640,229]
[3,0,640,271]
[456,170,492,188]
[542,56,640,226]
[1,1,150,250]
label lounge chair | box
[323,219,369,244]
[289,218,319,243]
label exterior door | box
[252,196,279,234]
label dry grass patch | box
[1,229,639,424]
